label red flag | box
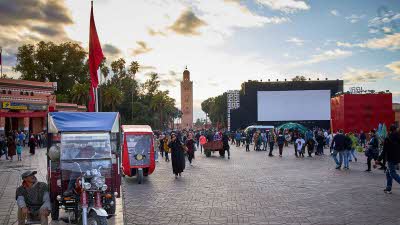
[89,1,103,88]
[88,1,104,111]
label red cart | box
[203,140,225,157]
[121,125,155,184]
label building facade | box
[0,78,86,135]
[180,68,193,129]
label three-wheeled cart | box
[203,140,225,157]
[121,125,155,184]
[47,112,121,224]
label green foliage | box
[14,41,179,129]
[201,93,227,127]
[292,75,307,81]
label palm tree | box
[103,85,123,111]
[71,83,89,105]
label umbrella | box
[277,122,308,134]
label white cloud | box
[292,49,352,66]
[345,14,366,23]
[336,33,400,50]
[286,37,305,46]
[386,60,400,75]
[256,0,310,13]
[330,10,339,16]
[342,67,389,84]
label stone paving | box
[0,147,123,225]
[123,144,400,225]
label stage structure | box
[331,93,394,133]
[230,79,343,131]
[227,90,240,131]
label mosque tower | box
[180,67,193,129]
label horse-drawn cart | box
[203,141,225,157]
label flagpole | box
[95,87,99,112]
[0,47,2,77]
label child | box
[296,135,305,158]
[16,142,23,161]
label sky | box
[1,0,400,121]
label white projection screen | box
[257,90,331,121]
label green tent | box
[277,122,308,134]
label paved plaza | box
[0,148,123,225]
[123,144,400,225]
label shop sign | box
[28,104,47,110]
[2,102,28,110]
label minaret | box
[180,67,193,129]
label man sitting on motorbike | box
[16,170,51,225]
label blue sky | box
[0,0,399,120]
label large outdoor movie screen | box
[257,90,331,121]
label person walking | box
[316,131,324,155]
[17,142,23,161]
[185,132,196,165]
[235,132,241,147]
[222,132,230,159]
[292,129,299,157]
[245,134,250,152]
[0,135,8,160]
[343,133,353,170]
[295,135,305,158]
[376,125,400,194]
[199,133,206,154]
[261,131,267,151]
[7,136,16,161]
[168,132,185,178]
[28,135,37,155]
[360,130,366,148]
[267,130,275,156]
[331,130,346,169]
[163,135,170,162]
[277,131,285,157]
[365,130,379,172]
[154,135,160,162]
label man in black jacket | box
[376,125,400,194]
[331,130,346,169]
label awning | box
[48,112,119,133]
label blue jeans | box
[332,150,344,167]
[343,150,350,168]
[386,162,400,191]
[349,149,357,160]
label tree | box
[103,85,123,111]
[71,83,90,105]
[128,61,139,78]
[292,75,307,81]
[201,93,227,128]
[14,41,88,102]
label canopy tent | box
[276,122,308,134]
[48,112,119,133]
[122,125,153,133]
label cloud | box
[330,10,340,16]
[0,0,73,27]
[337,33,400,50]
[386,61,400,75]
[158,70,181,87]
[345,14,366,23]
[147,28,166,36]
[342,67,389,84]
[131,41,153,56]
[286,37,305,46]
[293,49,352,66]
[139,65,157,72]
[103,44,121,56]
[169,10,207,36]
[368,11,400,33]
[256,0,310,13]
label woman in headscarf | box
[168,132,186,178]
[7,136,16,161]
[185,132,196,166]
[28,135,37,155]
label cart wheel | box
[137,169,144,184]
[51,200,59,220]
[205,150,211,157]
[219,150,225,157]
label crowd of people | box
[0,131,46,161]
[153,124,399,194]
